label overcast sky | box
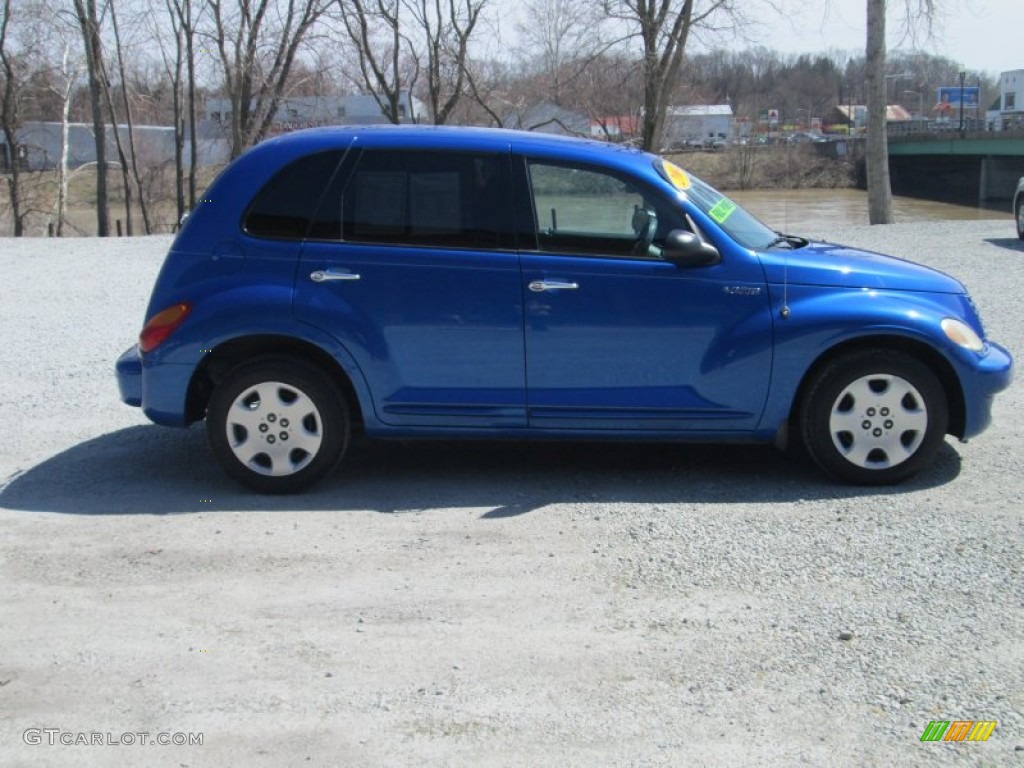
[496,0,1020,78]
[738,0,1020,76]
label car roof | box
[263,124,653,166]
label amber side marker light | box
[139,303,191,353]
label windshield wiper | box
[764,232,807,250]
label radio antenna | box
[779,142,792,319]
[780,253,790,318]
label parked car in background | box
[1015,176,1024,240]
[116,126,1013,493]
[661,138,701,152]
[789,132,828,144]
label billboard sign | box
[936,86,980,107]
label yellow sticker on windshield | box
[709,198,737,224]
[661,160,691,190]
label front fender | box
[757,284,978,433]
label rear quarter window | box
[243,150,346,240]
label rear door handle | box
[310,269,360,283]
[529,280,579,292]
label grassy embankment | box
[665,143,858,192]
[0,164,224,237]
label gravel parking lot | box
[1,220,1021,767]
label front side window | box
[337,150,510,250]
[655,159,777,250]
[677,173,776,249]
[526,160,682,258]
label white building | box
[988,69,1024,131]
[662,105,734,147]
[3,122,226,171]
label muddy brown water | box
[730,188,1011,230]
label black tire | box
[799,350,948,485]
[1016,198,1024,241]
[206,358,349,494]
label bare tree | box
[95,20,135,234]
[157,0,201,218]
[405,0,487,125]
[865,0,935,224]
[864,0,891,224]
[105,0,152,233]
[208,0,329,159]
[181,0,200,208]
[333,0,415,123]
[8,0,83,236]
[71,0,111,236]
[50,38,81,236]
[515,0,608,105]
[0,0,27,235]
[334,0,491,125]
[574,51,643,135]
[155,0,186,221]
[462,55,515,126]
[602,0,738,152]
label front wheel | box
[206,358,349,493]
[800,350,948,485]
[1016,199,1024,240]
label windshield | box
[655,159,779,250]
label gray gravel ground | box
[0,220,1021,767]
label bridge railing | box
[888,118,1024,137]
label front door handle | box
[528,280,579,292]
[310,269,360,283]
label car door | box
[517,156,773,432]
[293,145,526,428]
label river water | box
[729,188,1011,230]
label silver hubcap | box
[225,381,323,477]
[828,374,928,469]
[1018,203,1024,234]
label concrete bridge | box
[885,129,1024,205]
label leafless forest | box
[0,0,993,236]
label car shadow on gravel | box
[983,237,1024,252]
[0,424,962,516]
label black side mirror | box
[662,229,721,267]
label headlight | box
[941,317,985,352]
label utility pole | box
[958,70,965,136]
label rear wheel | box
[1016,198,1024,240]
[206,358,349,493]
[800,350,948,485]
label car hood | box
[757,241,966,294]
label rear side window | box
[324,150,510,250]
[243,150,345,239]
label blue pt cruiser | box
[116,126,1012,493]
